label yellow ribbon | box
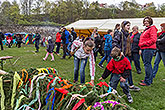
[11,72,23,109]
[0,76,5,110]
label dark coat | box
[94,35,102,48]
[35,33,41,46]
[130,32,141,53]
[71,31,77,41]
[47,39,55,53]
[114,29,120,37]
[0,32,4,42]
[156,32,165,52]
[16,36,22,43]
[112,29,131,56]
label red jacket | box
[139,25,158,49]
[106,57,131,74]
[55,32,62,42]
[6,36,13,40]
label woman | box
[112,21,140,91]
[139,16,158,86]
[114,23,120,37]
[70,37,95,85]
[152,23,165,78]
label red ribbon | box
[72,98,85,110]
[55,88,69,94]
[97,81,109,87]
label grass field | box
[0,44,165,110]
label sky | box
[88,0,165,6]
[1,0,165,6]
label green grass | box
[0,44,165,110]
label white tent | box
[66,17,165,37]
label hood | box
[151,25,158,32]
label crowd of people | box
[0,16,164,103]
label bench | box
[0,56,13,70]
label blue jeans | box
[131,52,141,73]
[153,51,165,78]
[67,42,72,52]
[142,49,155,85]
[74,56,88,83]
[110,73,129,95]
[126,57,133,86]
[99,50,111,65]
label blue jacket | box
[104,34,112,50]
[65,29,70,44]
[130,32,141,53]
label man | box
[152,23,165,79]
[67,27,77,57]
[71,27,77,41]
[130,26,141,74]
[61,27,71,59]
[35,32,41,52]
[0,30,5,50]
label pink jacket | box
[139,25,158,50]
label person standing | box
[71,27,77,41]
[61,27,71,59]
[42,37,46,47]
[43,36,55,61]
[16,34,22,48]
[130,26,141,74]
[0,30,5,50]
[112,21,140,91]
[138,16,158,86]
[67,27,77,54]
[35,32,41,52]
[6,34,13,48]
[98,29,113,68]
[114,24,120,37]
[152,23,165,78]
[55,31,62,55]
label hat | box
[48,36,52,40]
[160,23,165,27]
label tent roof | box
[66,17,165,36]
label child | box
[70,37,95,85]
[43,36,55,61]
[99,47,133,103]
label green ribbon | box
[0,76,5,110]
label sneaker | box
[43,58,46,61]
[129,85,140,91]
[127,94,133,103]
[51,59,54,61]
[139,82,148,86]
[98,64,104,69]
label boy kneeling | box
[99,47,133,103]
